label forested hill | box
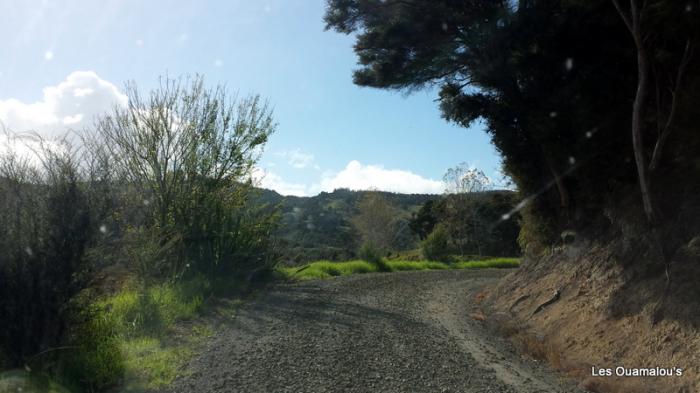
[255,188,519,264]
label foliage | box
[358,242,391,271]
[0,134,92,367]
[97,75,278,279]
[259,188,436,263]
[420,225,452,263]
[408,199,438,240]
[0,74,280,392]
[409,191,521,257]
[351,192,400,253]
[324,0,700,248]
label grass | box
[96,275,242,392]
[280,257,519,281]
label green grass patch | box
[452,257,520,269]
[93,274,244,392]
[120,337,192,391]
[280,257,519,281]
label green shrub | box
[421,225,452,262]
[0,141,93,367]
[358,243,391,272]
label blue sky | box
[0,0,501,196]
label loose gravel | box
[164,269,586,393]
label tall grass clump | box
[358,243,391,272]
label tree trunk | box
[543,154,571,217]
[612,0,656,224]
[631,25,656,223]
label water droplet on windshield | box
[565,58,574,71]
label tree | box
[325,0,700,244]
[611,0,696,223]
[421,224,452,262]
[441,164,491,255]
[97,75,277,278]
[351,192,398,254]
[443,164,491,194]
[409,200,438,240]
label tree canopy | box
[325,0,700,247]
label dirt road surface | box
[165,269,585,393]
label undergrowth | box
[92,274,244,392]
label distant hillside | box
[255,188,518,264]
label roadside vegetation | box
[281,257,519,281]
[0,75,278,392]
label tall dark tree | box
[325,0,700,245]
[409,200,438,241]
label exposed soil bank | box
[164,269,583,393]
[485,241,700,393]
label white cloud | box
[254,160,443,196]
[0,70,127,137]
[253,168,309,197]
[287,149,315,169]
[274,149,317,169]
[317,160,443,194]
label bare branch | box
[649,40,694,171]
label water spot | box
[213,59,224,67]
[568,156,576,165]
[686,4,693,12]
[565,58,574,71]
[501,213,511,220]
[135,39,144,47]
[99,224,107,234]
[143,199,150,206]
[441,22,448,31]
[585,131,593,138]
[496,18,505,28]
[549,111,558,118]
[25,247,33,257]
[44,50,53,60]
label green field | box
[279,258,519,281]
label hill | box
[255,188,520,264]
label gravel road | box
[166,269,585,393]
